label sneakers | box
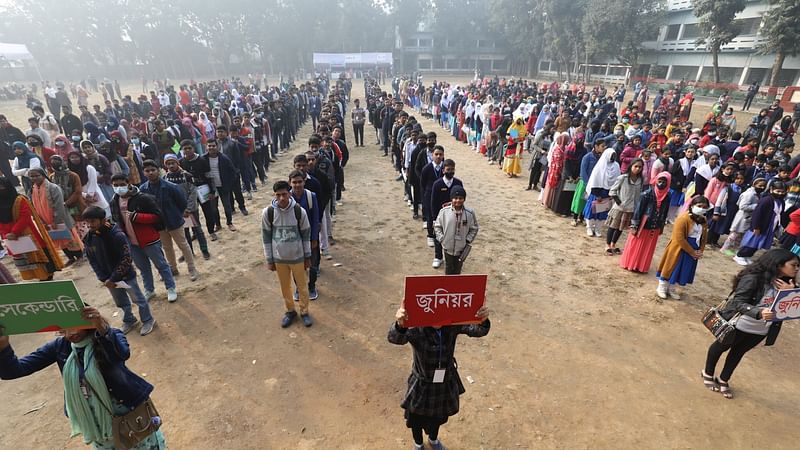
[240,207,249,216]
[202,251,211,260]
[733,256,751,266]
[189,269,200,281]
[656,282,668,299]
[144,290,156,301]
[246,191,253,201]
[432,258,442,269]
[228,224,237,232]
[140,320,156,336]
[171,267,180,276]
[668,286,681,300]
[429,439,446,450]
[322,249,333,260]
[309,288,319,301]
[281,311,298,328]
[209,233,218,241]
[120,320,139,335]
[586,227,594,237]
[301,313,313,327]
[167,288,178,303]
[427,237,435,247]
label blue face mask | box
[131,138,140,145]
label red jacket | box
[786,208,800,237]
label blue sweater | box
[0,329,153,409]
[139,178,187,230]
[292,189,320,240]
[580,151,601,182]
[83,223,136,283]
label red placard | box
[403,274,487,328]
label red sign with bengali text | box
[403,274,487,328]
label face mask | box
[443,172,454,179]
[72,136,81,142]
[614,130,623,136]
[773,193,786,200]
[656,180,667,189]
[131,138,140,145]
[113,186,129,196]
[754,187,765,194]
[55,141,65,147]
[691,206,709,216]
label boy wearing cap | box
[434,185,479,275]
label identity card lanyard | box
[433,330,446,383]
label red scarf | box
[654,172,672,208]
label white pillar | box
[695,65,703,82]
[738,67,749,86]
[665,65,674,80]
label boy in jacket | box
[82,206,156,336]
[434,186,479,275]
[262,180,313,328]
[164,154,210,260]
[110,173,178,302]
[140,159,200,281]
[429,159,463,269]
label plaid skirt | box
[400,370,465,418]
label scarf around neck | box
[63,336,114,444]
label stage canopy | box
[313,52,392,68]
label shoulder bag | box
[86,381,162,450]
[701,291,740,346]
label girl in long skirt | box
[540,134,569,209]
[734,181,787,265]
[606,159,643,255]
[582,148,620,237]
[708,170,744,248]
[389,306,490,450]
[620,172,671,271]
[721,178,766,256]
[656,195,710,299]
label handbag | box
[86,381,162,450]
[562,180,578,192]
[701,292,740,346]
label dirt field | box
[0,80,799,449]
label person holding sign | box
[389,305,490,450]
[0,176,65,281]
[0,306,166,449]
[703,248,798,399]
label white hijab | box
[586,148,621,194]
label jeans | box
[108,277,153,324]
[130,242,175,293]
[353,123,364,146]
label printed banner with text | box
[403,274,487,328]
[771,288,800,321]
[0,280,91,335]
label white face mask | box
[691,206,709,216]
[113,186,129,196]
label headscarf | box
[13,141,43,169]
[67,150,90,185]
[62,337,114,444]
[564,132,584,160]
[84,122,110,144]
[109,131,128,157]
[0,177,19,223]
[654,171,672,208]
[50,155,75,199]
[586,148,621,194]
[534,106,551,133]
[52,134,72,158]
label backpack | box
[266,203,304,237]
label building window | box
[665,24,680,41]
[445,59,459,69]
[478,39,492,48]
[470,40,479,48]
[492,59,506,71]
[680,23,701,40]
[406,39,418,48]
[461,59,474,69]
[670,65,698,81]
[418,59,431,69]
[651,65,669,79]
[539,60,550,71]
[736,17,761,36]
[418,39,431,48]
[446,39,458,48]
[433,57,445,69]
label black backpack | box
[266,203,304,236]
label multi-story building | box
[638,0,800,86]
[394,24,509,74]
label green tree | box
[488,0,544,77]
[757,0,800,88]
[692,0,746,83]
[582,0,665,82]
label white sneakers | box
[657,280,681,300]
[432,258,442,269]
[167,288,178,303]
[586,227,594,237]
[733,256,751,266]
[427,237,435,247]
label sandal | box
[614,248,622,255]
[716,378,733,399]
[701,371,718,392]
[605,248,614,256]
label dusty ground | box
[0,80,798,449]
